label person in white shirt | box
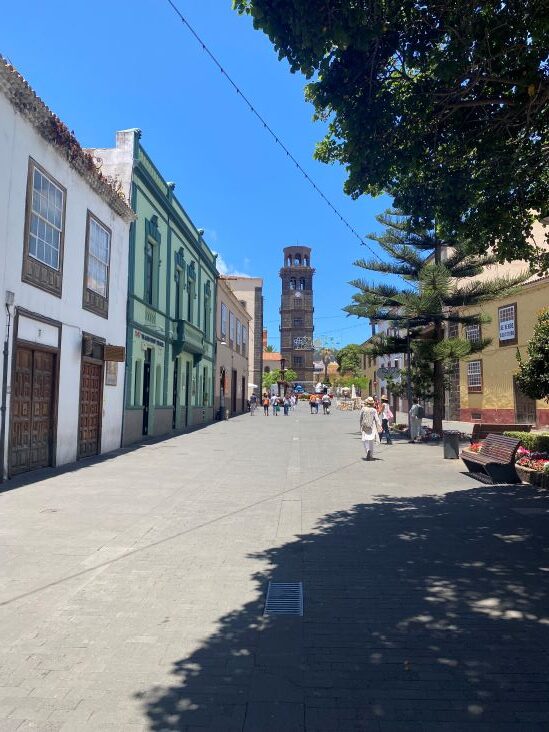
[359,397,382,461]
[408,398,424,442]
[379,395,393,444]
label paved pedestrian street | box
[1,408,549,731]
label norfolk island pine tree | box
[344,210,530,435]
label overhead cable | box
[164,0,393,268]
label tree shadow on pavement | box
[135,484,549,730]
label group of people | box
[308,393,332,415]
[252,391,334,416]
[359,395,424,461]
[255,392,298,416]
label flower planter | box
[515,464,549,488]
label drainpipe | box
[0,296,14,483]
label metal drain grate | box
[264,582,303,616]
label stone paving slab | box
[1,407,548,730]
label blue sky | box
[1,0,392,348]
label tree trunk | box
[432,320,445,434]
[431,232,445,434]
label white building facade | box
[363,319,408,415]
[0,59,134,481]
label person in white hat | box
[360,396,382,461]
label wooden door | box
[231,369,237,414]
[9,347,55,475]
[31,351,55,469]
[78,361,103,458]
[514,377,537,425]
[172,360,178,429]
[142,349,151,435]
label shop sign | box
[134,329,164,349]
[104,345,125,362]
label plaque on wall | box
[105,361,118,386]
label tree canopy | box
[336,343,364,377]
[262,368,298,390]
[515,308,549,402]
[234,0,549,268]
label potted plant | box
[515,449,549,488]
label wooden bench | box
[461,434,521,483]
[470,423,531,442]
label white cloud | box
[214,252,251,277]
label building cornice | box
[0,56,135,223]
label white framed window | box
[242,326,247,355]
[467,360,482,393]
[229,311,235,343]
[87,216,110,297]
[221,303,228,338]
[236,319,242,347]
[465,324,481,344]
[498,304,517,344]
[29,166,64,270]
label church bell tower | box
[280,246,315,388]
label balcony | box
[175,320,204,355]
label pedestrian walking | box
[309,393,317,414]
[322,393,331,415]
[283,395,291,415]
[360,396,382,461]
[379,395,393,444]
[408,397,424,442]
[271,393,279,416]
[262,393,270,416]
[250,393,257,415]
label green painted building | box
[90,130,217,444]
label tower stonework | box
[280,246,315,387]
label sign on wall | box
[499,317,515,341]
[134,329,164,349]
[105,361,118,386]
[376,366,401,380]
[104,345,125,362]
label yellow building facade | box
[458,275,549,428]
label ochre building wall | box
[459,278,549,428]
